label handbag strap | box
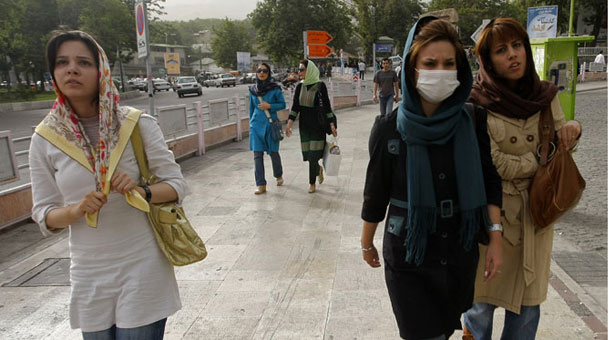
[538,105,555,166]
[130,121,156,185]
[257,96,273,123]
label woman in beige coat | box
[462,18,582,340]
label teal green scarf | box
[397,16,490,265]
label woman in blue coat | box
[249,63,286,195]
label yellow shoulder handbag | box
[130,120,207,266]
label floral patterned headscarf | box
[41,31,131,193]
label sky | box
[160,0,259,21]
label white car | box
[176,76,202,98]
[152,79,171,92]
[388,55,402,69]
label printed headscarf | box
[40,31,131,193]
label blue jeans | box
[254,151,283,186]
[379,94,395,116]
[464,302,540,340]
[82,318,167,340]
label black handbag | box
[258,96,284,141]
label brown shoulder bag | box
[529,106,585,228]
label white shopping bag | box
[323,137,341,176]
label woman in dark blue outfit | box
[360,17,504,340]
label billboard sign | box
[236,52,251,72]
[164,53,180,76]
[527,6,558,39]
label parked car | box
[152,79,171,92]
[388,55,402,68]
[240,73,255,84]
[215,73,237,87]
[203,74,218,88]
[176,76,202,98]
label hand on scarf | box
[557,120,581,150]
[74,191,107,215]
[257,101,271,110]
[111,172,137,194]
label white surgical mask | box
[415,69,460,104]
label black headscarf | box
[249,63,280,96]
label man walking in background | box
[358,60,366,80]
[373,58,399,116]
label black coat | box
[361,108,501,340]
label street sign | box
[471,19,491,44]
[135,1,147,58]
[375,43,392,53]
[308,44,334,58]
[306,30,333,44]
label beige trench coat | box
[473,98,567,314]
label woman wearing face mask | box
[360,17,503,340]
[285,59,338,193]
[249,63,286,195]
[462,18,582,340]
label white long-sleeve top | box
[29,113,186,332]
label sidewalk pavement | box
[0,101,606,339]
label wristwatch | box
[487,223,503,233]
[140,185,152,202]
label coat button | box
[438,173,446,180]
[527,135,534,142]
[510,136,517,143]
[441,232,448,239]
[440,259,447,265]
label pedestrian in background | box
[361,17,503,340]
[248,62,286,195]
[373,57,400,115]
[358,60,366,80]
[285,59,338,193]
[30,30,186,339]
[594,50,605,64]
[463,17,582,340]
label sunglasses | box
[298,67,306,72]
[256,69,269,74]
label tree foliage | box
[249,0,353,65]
[352,0,424,59]
[211,19,252,69]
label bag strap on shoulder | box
[257,96,274,122]
[130,120,155,185]
[538,106,555,166]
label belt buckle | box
[440,199,454,218]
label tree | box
[211,18,252,69]
[352,0,424,62]
[428,0,522,45]
[249,0,353,65]
[0,0,28,85]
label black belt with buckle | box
[389,198,458,218]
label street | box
[0,86,607,339]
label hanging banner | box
[527,6,558,39]
[236,52,251,72]
[164,53,180,76]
